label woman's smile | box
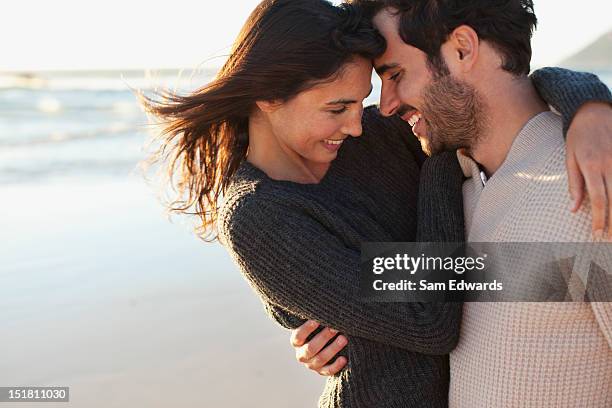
[322,138,345,152]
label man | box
[291,1,612,406]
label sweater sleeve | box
[417,151,466,243]
[530,67,612,134]
[222,195,461,355]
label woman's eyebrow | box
[326,85,374,105]
[326,98,357,105]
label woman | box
[141,1,611,406]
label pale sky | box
[2,0,610,72]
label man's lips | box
[413,115,427,137]
[400,109,419,122]
[399,109,425,136]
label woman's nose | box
[343,108,363,138]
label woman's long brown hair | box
[140,0,384,240]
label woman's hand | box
[290,320,348,376]
[566,102,612,239]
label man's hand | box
[566,101,612,239]
[290,320,348,376]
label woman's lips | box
[322,139,344,152]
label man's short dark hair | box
[351,0,538,75]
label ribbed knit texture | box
[449,112,612,408]
[218,69,610,407]
[531,67,612,134]
[417,151,466,243]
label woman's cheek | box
[318,118,343,140]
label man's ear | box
[444,25,480,73]
[256,100,282,113]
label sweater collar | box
[456,111,562,183]
[456,111,564,241]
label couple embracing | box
[143,1,612,407]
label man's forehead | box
[372,9,404,61]
[372,10,402,74]
[372,7,400,39]
[373,45,400,75]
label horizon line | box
[0,66,222,75]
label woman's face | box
[262,57,373,168]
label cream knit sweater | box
[449,111,612,407]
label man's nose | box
[379,82,400,117]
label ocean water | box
[0,69,218,185]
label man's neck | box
[470,75,549,176]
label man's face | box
[372,9,484,155]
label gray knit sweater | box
[218,68,611,408]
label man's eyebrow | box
[374,63,399,76]
[326,85,374,105]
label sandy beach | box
[0,177,324,407]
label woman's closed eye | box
[330,106,348,115]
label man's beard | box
[419,73,486,156]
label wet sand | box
[0,177,324,407]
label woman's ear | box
[445,25,480,73]
[256,100,282,113]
